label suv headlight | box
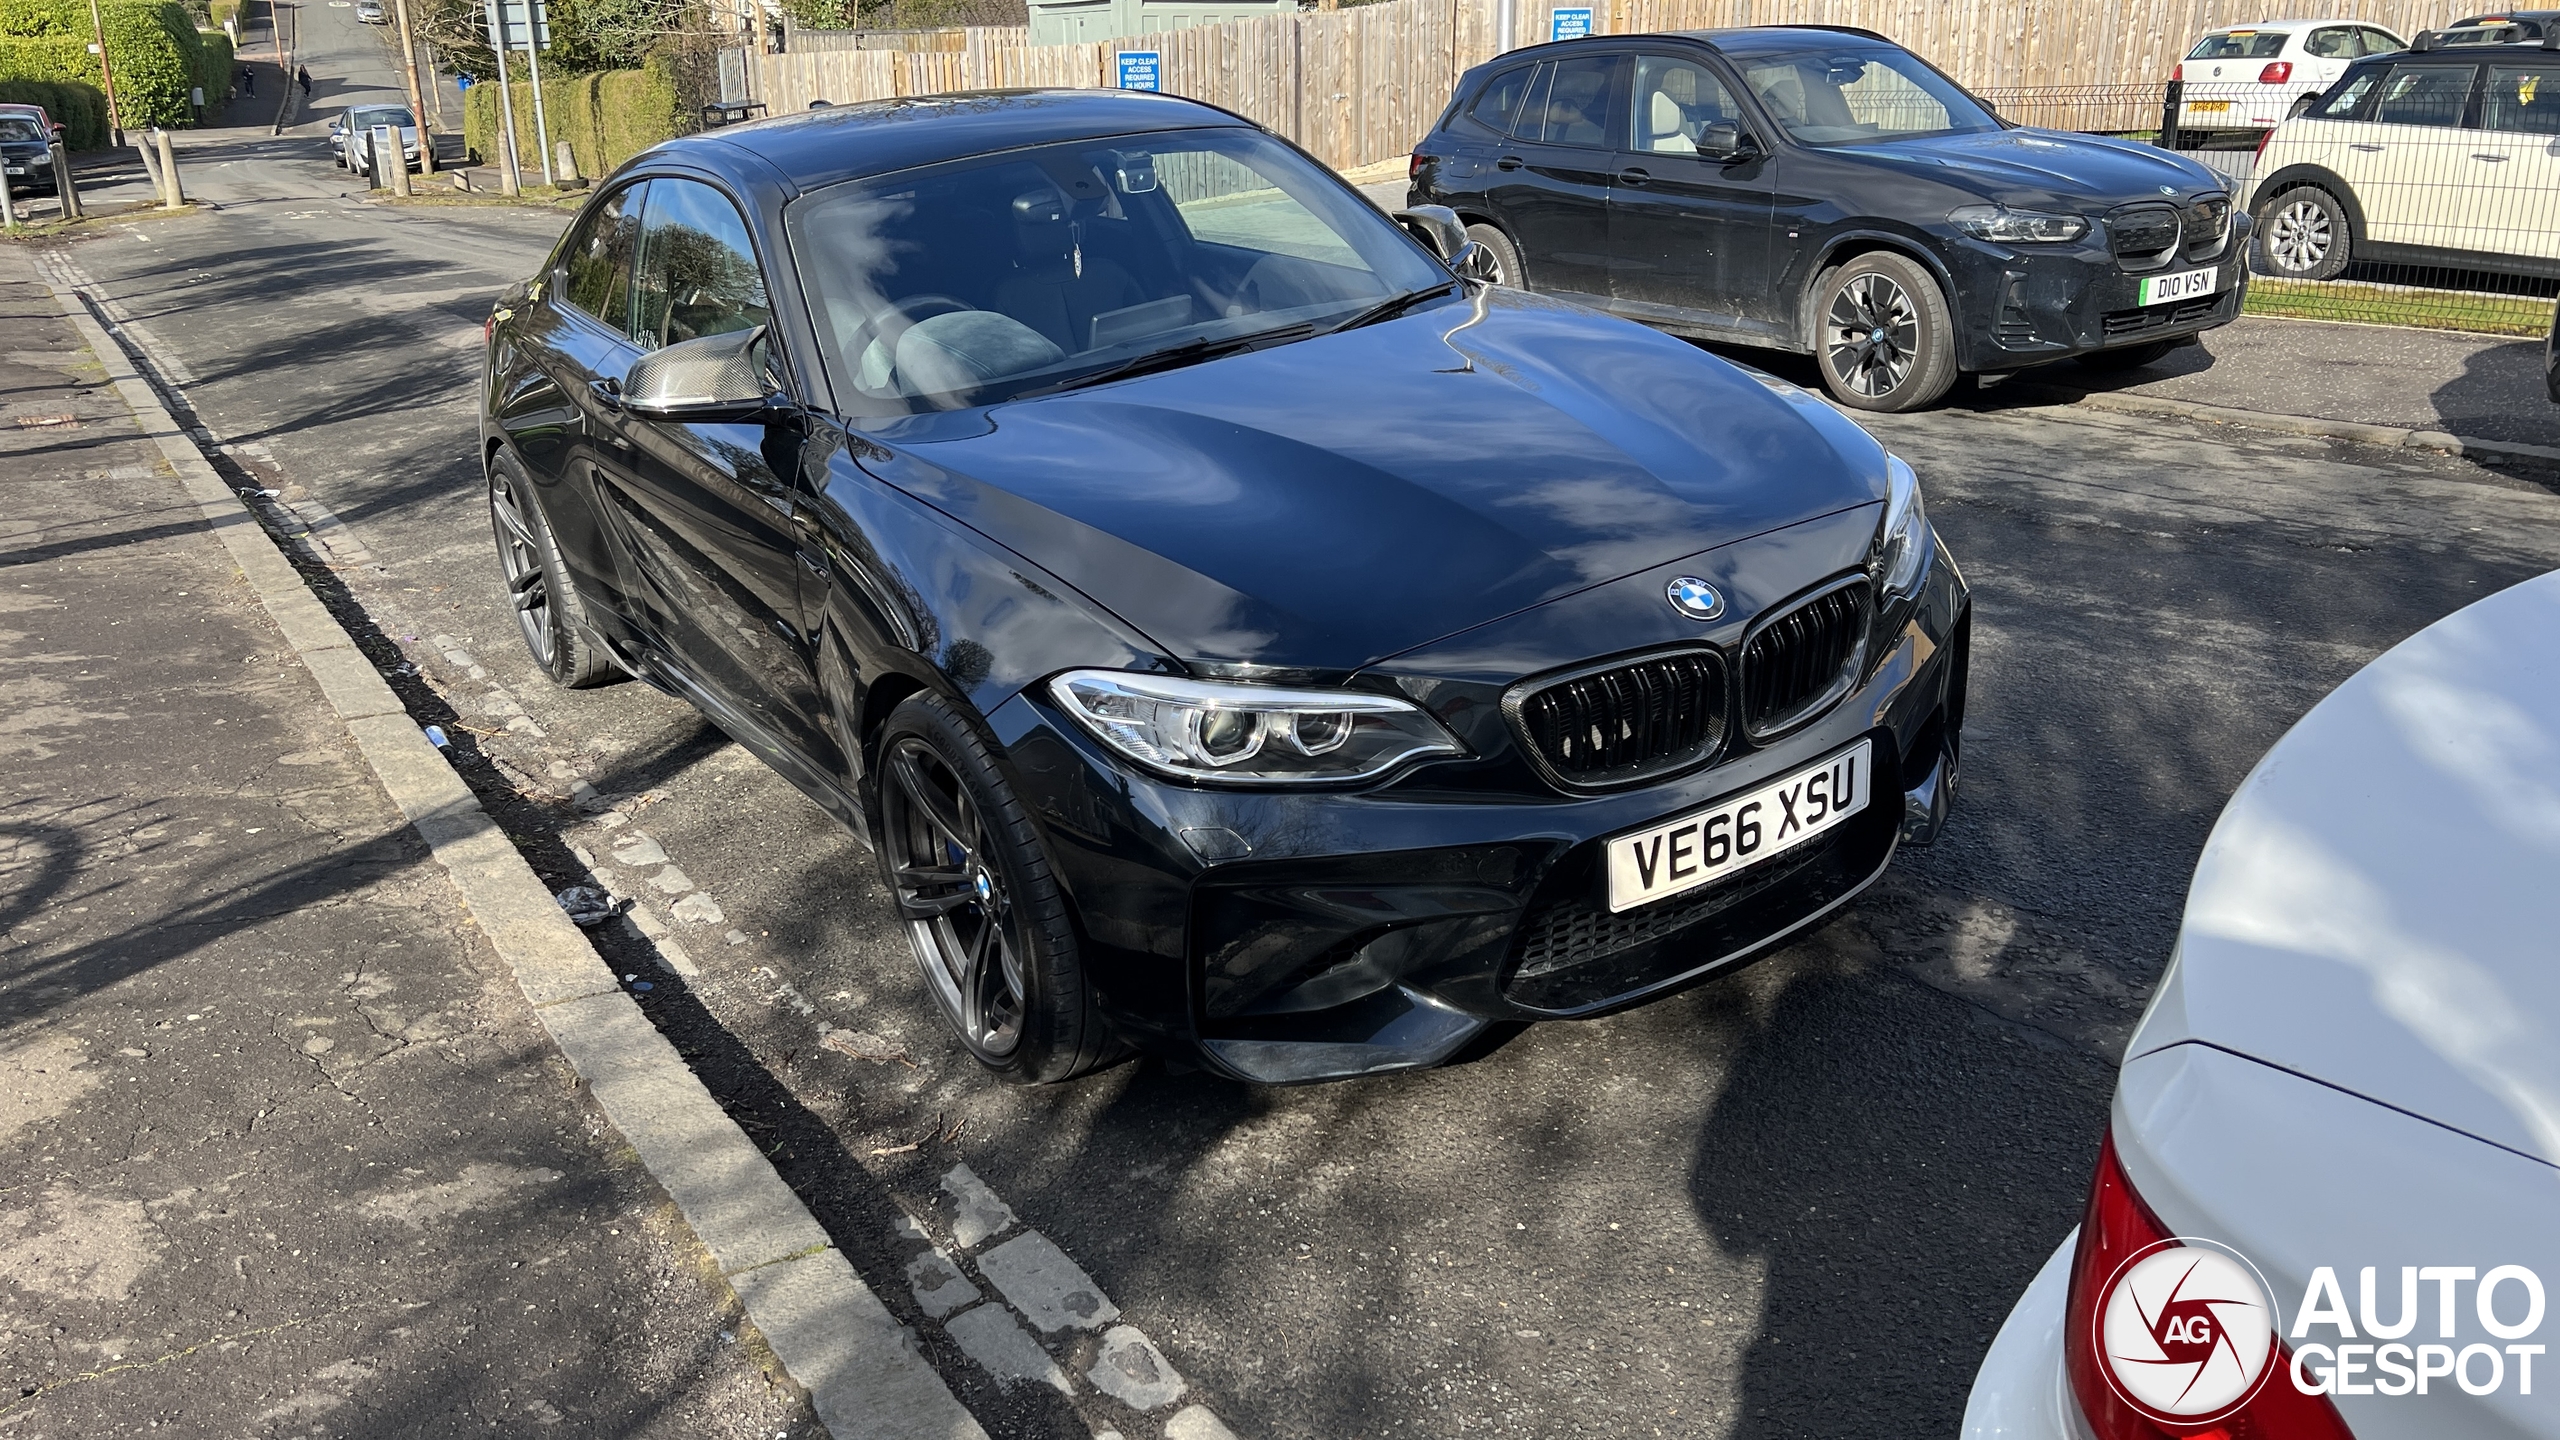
[1049,670,1467,786]
[1948,204,2089,244]
[1876,453,1932,599]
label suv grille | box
[1510,650,1727,788]
[2181,195,2231,262]
[1739,580,1869,736]
[2110,196,2231,272]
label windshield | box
[2187,30,2291,59]
[1736,47,2001,146]
[0,117,42,142]
[350,108,415,128]
[786,125,1450,414]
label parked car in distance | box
[2444,9,2558,42]
[2250,32,2560,283]
[1962,568,2560,1440]
[0,113,59,196]
[355,0,387,22]
[2173,19,2407,137]
[336,104,419,175]
[479,89,1971,1085]
[1410,26,2249,412]
[0,101,64,142]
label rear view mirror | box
[1697,121,1755,161]
[1393,203,1470,263]
[622,327,781,422]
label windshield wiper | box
[1037,321,1317,395]
[1329,283,1459,334]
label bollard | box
[370,124,398,192]
[156,128,184,209]
[134,131,162,195]
[1,171,17,232]
[49,141,79,219]
[385,125,413,196]
[554,139,577,184]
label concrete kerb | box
[36,270,991,1440]
[2008,380,2560,465]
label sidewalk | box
[0,267,813,1435]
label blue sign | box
[1550,6,1591,39]
[1117,51,1161,92]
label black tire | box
[1813,251,1961,413]
[2077,339,2177,372]
[486,453,619,689]
[1465,222,1524,288]
[874,692,1115,1084]
[2253,186,2350,281]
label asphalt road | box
[43,16,2560,1432]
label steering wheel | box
[847,294,975,387]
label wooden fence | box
[753,0,2458,170]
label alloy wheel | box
[1824,273,1920,400]
[2268,198,2332,273]
[487,472,554,669]
[883,735,1027,1059]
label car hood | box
[854,288,1891,675]
[1857,127,2227,207]
[2128,570,2560,1167]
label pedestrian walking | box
[239,66,255,96]
[296,66,311,97]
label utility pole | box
[391,0,434,172]
[485,0,521,195]
[84,0,125,147]
[519,0,554,188]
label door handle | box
[1618,167,1651,185]
[2349,143,2383,152]
[2469,152,2510,162]
[1495,154,1524,171]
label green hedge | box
[463,52,686,183]
[0,73,105,146]
[0,0,212,129]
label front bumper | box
[1944,217,2252,373]
[986,540,1969,1084]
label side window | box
[558,181,645,335]
[2481,65,2560,135]
[2316,71,2378,118]
[2304,27,2357,60]
[2359,28,2405,56]
[2372,64,2479,127]
[1629,56,1740,153]
[1525,54,1623,148]
[1465,65,1535,137]
[629,178,772,353]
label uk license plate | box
[2188,100,2232,113]
[1604,740,1870,913]
[2137,266,2220,307]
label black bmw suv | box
[1411,26,2252,410]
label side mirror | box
[1697,121,1757,162]
[1448,239,1501,284]
[2288,92,2319,119]
[621,326,783,422]
[1393,203,1471,263]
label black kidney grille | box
[2181,196,2230,260]
[1515,651,1726,785]
[1740,582,1868,735]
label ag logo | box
[2097,1238,2278,1423]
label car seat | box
[994,183,1146,353]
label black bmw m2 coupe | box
[478,89,1971,1085]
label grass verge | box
[2245,277,2556,338]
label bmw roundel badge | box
[1666,576,1724,621]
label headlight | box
[1876,453,1931,599]
[1049,670,1467,786]
[1948,204,2089,244]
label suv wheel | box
[487,454,619,689]
[2254,187,2350,281]
[876,692,1117,1084]
[1465,222,1523,287]
[1815,252,1959,413]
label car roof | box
[668,89,1251,196]
[2193,18,2379,30]
[1670,26,1904,55]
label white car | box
[2175,19,2408,135]
[2249,34,2560,281]
[1962,570,2560,1440]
